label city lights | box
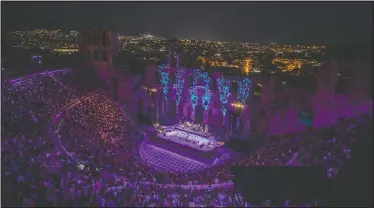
[5,29,325,75]
[243,58,252,75]
[53,48,79,53]
[7,29,79,50]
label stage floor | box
[139,134,236,173]
[140,139,209,173]
[137,122,246,173]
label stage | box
[139,122,231,173]
[157,123,218,152]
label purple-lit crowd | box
[2,69,372,207]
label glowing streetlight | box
[231,102,245,109]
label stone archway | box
[191,70,211,110]
[195,105,205,124]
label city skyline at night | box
[2,2,373,46]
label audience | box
[2,69,372,207]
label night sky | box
[2,2,373,46]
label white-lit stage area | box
[157,123,219,152]
[139,122,229,173]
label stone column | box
[204,109,209,124]
[235,116,240,132]
[228,112,233,135]
[191,107,196,122]
[244,119,251,138]
[222,111,226,127]
[214,108,219,126]
[155,92,159,120]
[165,97,169,114]
[239,110,245,138]
[183,104,188,118]
[244,107,251,137]
[151,93,155,121]
[162,97,165,116]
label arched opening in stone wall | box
[232,81,238,94]
[102,30,107,47]
[93,31,98,46]
[194,105,205,124]
[94,51,99,61]
[211,78,218,92]
[84,31,92,45]
[169,72,176,86]
[102,51,107,62]
[86,51,92,61]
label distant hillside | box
[325,44,373,61]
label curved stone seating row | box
[105,181,234,193]
[140,142,207,173]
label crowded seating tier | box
[2,69,372,207]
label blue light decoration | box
[217,77,230,116]
[190,89,198,109]
[158,64,168,70]
[158,65,170,99]
[160,71,169,99]
[191,69,211,110]
[237,77,252,104]
[175,68,185,106]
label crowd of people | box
[2,69,372,207]
[59,93,137,171]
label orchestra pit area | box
[2,68,372,207]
